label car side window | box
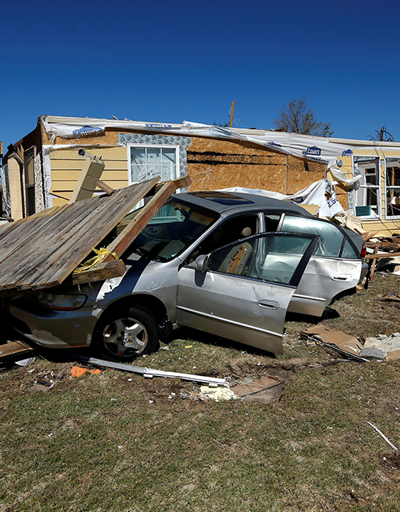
[341,238,359,259]
[264,214,281,231]
[187,214,258,263]
[280,215,344,258]
[207,233,317,286]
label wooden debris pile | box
[0,175,191,297]
[358,231,400,280]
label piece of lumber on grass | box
[71,259,127,285]
[0,340,34,361]
[365,251,400,260]
[104,175,192,262]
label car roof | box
[174,191,313,217]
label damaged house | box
[2,115,400,235]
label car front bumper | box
[6,299,98,349]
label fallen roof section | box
[0,176,191,296]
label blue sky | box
[1,0,400,148]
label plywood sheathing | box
[186,137,349,209]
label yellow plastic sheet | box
[73,247,118,274]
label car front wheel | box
[93,306,159,361]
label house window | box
[129,145,179,184]
[24,148,36,216]
[385,158,400,218]
[353,156,381,219]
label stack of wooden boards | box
[0,175,191,297]
[361,232,400,280]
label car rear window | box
[280,216,344,258]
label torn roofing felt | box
[0,177,164,296]
[41,115,400,165]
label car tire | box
[93,306,159,361]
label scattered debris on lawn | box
[230,375,285,403]
[71,366,102,378]
[301,325,400,362]
[368,421,398,451]
[71,354,228,387]
[301,326,368,362]
[384,293,400,302]
[362,333,400,360]
[199,386,240,402]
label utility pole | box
[229,101,235,127]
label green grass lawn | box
[1,274,400,511]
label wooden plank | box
[96,180,114,195]
[28,205,65,220]
[105,175,191,261]
[104,181,175,260]
[365,251,400,260]
[70,259,127,285]
[3,192,130,290]
[0,340,34,361]
[0,193,115,289]
[369,246,379,281]
[154,175,191,193]
[363,231,379,242]
[13,178,160,291]
[0,205,71,265]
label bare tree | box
[273,99,333,137]
[368,125,394,142]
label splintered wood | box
[0,176,190,296]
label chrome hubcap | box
[103,317,147,358]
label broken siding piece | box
[69,155,105,203]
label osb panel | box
[187,137,323,195]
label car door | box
[278,214,363,316]
[176,232,319,354]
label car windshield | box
[126,199,218,261]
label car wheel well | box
[99,295,168,325]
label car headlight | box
[24,291,88,310]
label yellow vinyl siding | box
[49,147,129,204]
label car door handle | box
[332,274,351,281]
[258,300,279,310]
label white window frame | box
[353,155,381,220]
[384,157,400,220]
[127,143,180,186]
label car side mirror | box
[195,254,209,273]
